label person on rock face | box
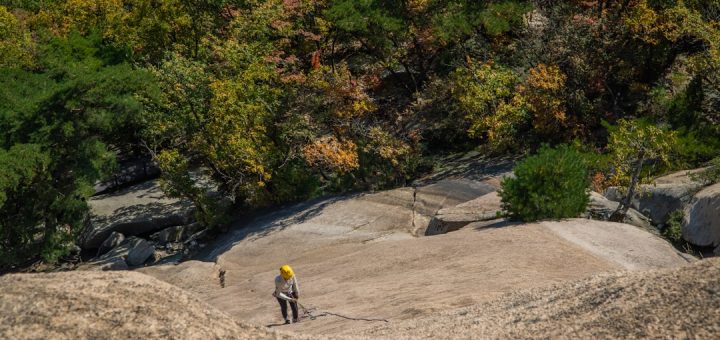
[273,264,300,324]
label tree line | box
[1,0,718,268]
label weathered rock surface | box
[425,191,501,236]
[653,168,709,185]
[96,231,125,257]
[81,180,195,249]
[143,216,690,336]
[0,271,307,339]
[683,182,720,247]
[362,258,719,339]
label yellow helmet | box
[280,265,294,280]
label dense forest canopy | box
[1,0,719,267]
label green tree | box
[0,33,152,267]
[499,145,590,222]
[606,119,676,221]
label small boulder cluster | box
[79,165,213,270]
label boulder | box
[604,184,698,225]
[682,182,720,247]
[95,237,155,268]
[603,169,705,225]
[97,231,125,257]
[425,192,501,236]
[81,180,195,249]
[587,192,655,234]
[126,238,155,266]
[152,225,186,244]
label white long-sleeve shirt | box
[275,275,299,296]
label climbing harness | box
[276,292,389,323]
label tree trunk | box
[610,150,645,222]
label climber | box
[273,264,300,324]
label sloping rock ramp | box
[142,215,689,336]
[361,258,720,339]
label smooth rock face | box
[426,192,501,236]
[683,183,720,247]
[653,168,709,185]
[634,184,698,224]
[81,180,195,249]
[97,232,125,257]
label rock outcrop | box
[587,192,655,233]
[683,182,720,247]
[84,237,155,270]
[0,271,306,339]
[425,192,501,235]
[604,169,705,225]
[411,179,498,235]
[81,180,195,249]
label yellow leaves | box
[38,0,131,39]
[607,119,677,188]
[452,60,570,147]
[624,0,720,54]
[302,136,359,174]
[624,0,663,44]
[307,64,376,120]
[366,127,413,168]
[0,6,34,68]
[522,64,567,136]
[452,60,522,145]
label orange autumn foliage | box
[302,136,359,174]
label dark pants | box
[276,292,298,321]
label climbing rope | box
[297,302,389,323]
